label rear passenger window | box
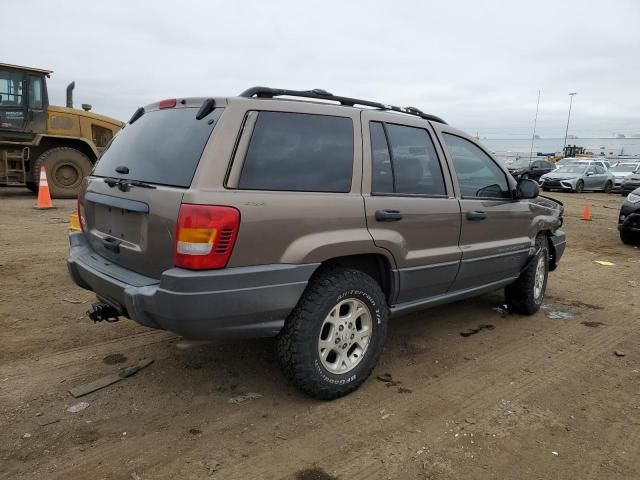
[442,133,511,199]
[238,112,354,192]
[370,122,446,196]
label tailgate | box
[82,179,184,279]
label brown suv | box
[68,87,566,399]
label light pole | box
[563,92,577,150]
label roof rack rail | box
[238,86,447,124]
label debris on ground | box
[465,417,477,424]
[36,415,60,426]
[615,351,626,357]
[492,305,509,315]
[460,324,495,337]
[23,433,31,438]
[628,280,638,287]
[66,402,90,413]
[581,321,605,328]
[546,311,575,320]
[206,461,221,475]
[131,472,141,480]
[228,392,262,404]
[69,358,154,398]
[594,260,615,266]
[552,451,559,456]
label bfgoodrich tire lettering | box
[277,268,388,399]
[505,235,549,315]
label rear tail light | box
[174,204,240,270]
[77,192,85,231]
[159,98,177,109]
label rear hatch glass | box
[83,106,223,279]
[93,107,223,187]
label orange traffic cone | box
[581,203,591,221]
[35,166,55,209]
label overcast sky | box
[5,0,639,138]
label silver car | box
[610,162,640,190]
[540,163,614,193]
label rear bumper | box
[67,233,317,339]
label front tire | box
[505,235,549,315]
[32,147,93,199]
[277,268,388,400]
[574,180,584,193]
[604,180,613,193]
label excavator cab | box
[0,65,49,137]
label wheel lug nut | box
[343,343,347,349]
[339,325,344,331]
[350,334,354,339]
[348,322,353,328]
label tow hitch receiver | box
[87,303,120,323]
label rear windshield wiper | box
[102,177,156,191]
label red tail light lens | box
[174,204,240,270]
[77,192,85,231]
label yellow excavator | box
[0,63,123,198]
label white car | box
[609,162,640,190]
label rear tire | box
[505,235,549,315]
[574,180,584,193]
[620,230,640,245]
[32,147,93,199]
[277,268,388,400]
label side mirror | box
[516,178,539,199]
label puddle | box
[295,468,337,480]
[460,324,495,337]
[581,321,605,328]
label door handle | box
[466,210,487,221]
[375,209,403,222]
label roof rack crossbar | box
[238,87,447,124]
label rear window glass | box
[238,111,354,192]
[93,107,223,188]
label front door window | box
[0,69,26,129]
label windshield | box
[507,159,531,168]
[611,163,638,172]
[555,165,587,174]
[93,107,223,188]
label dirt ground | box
[1,186,639,480]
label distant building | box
[617,134,626,139]
[567,134,578,139]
